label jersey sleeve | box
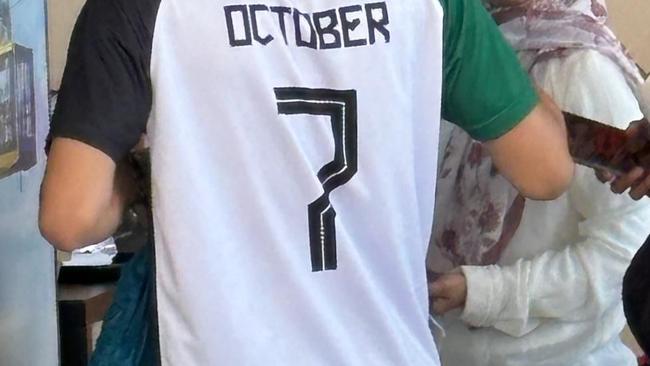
[49,0,161,162]
[440,0,539,141]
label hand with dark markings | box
[596,120,650,200]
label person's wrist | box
[459,265,502,327]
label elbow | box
[504,97,575,200]
[518,160,575,200]
[39,208,93,252]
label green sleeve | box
[440,0,539,141]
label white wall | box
[44,0,650,81]
[0,0,58,365]
[608,0,650,72]
[47,0,85,90]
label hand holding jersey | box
[40,0,573,364]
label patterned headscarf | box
[428,127,525,272]
[486,0,642,85]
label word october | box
[224,2,391,50]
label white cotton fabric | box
[147,1,444,365]
[437,50,650,366]
[637,77,650,119]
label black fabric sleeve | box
[50,0,161,162]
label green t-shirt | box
[440,0,538,141]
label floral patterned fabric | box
[428,126,525,272]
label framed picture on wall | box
[0,0,37,180]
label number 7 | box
[274,88,358,272]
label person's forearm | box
[461,241,629,337]
[486,91,574,200]
[461,180,650,336]
[41,166,135,250]
[537,88,565,129]
[40,141,138,251]
[81,162,137,246]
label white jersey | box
[55,0,444,364]
[149,1,443,364]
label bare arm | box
[39,138,137,252]
[485,90,575,200]
[39,0,155,251]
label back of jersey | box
[149,0,443,364]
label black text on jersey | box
[274,88,358,272]
[225,3,390,49]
